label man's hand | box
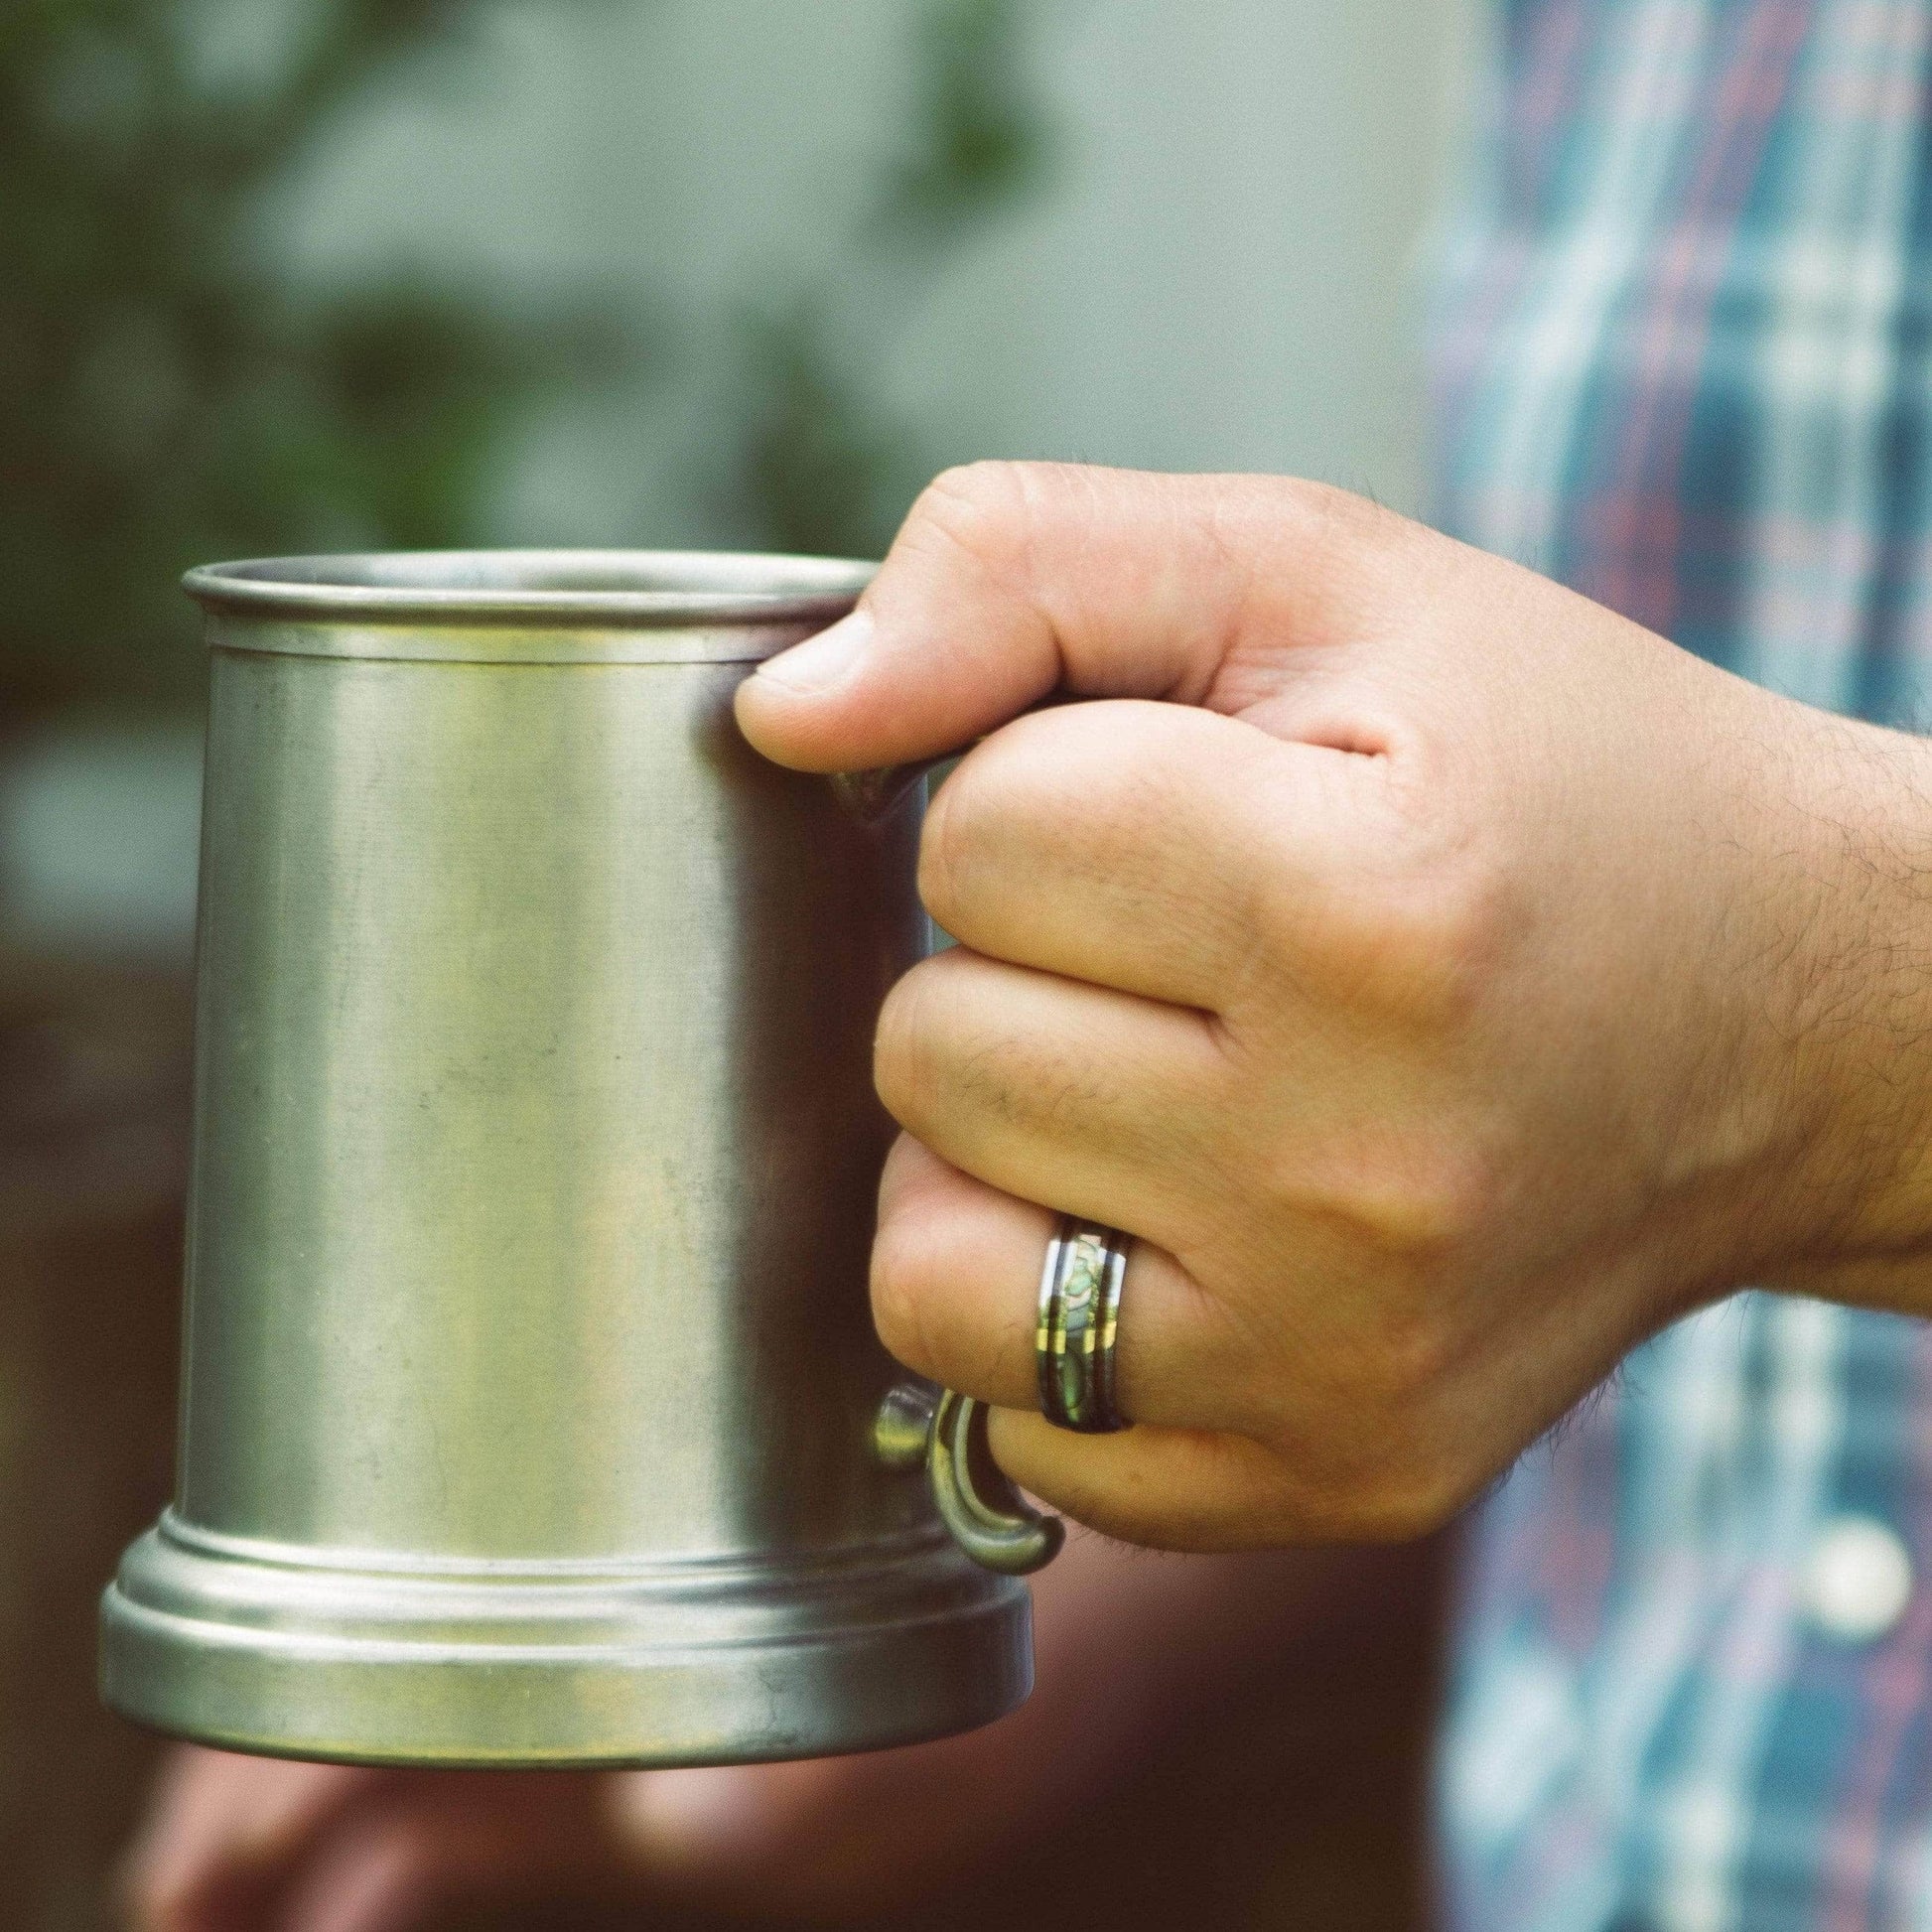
[738,462,1932,1552]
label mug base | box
[99,1511,1033,1767]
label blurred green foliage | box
[0,0,1052,712]
[0,0,608,707]
[727,0,1052,558]
[887,0,1051,239]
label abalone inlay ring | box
[1035,1218,1132,1435]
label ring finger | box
[871,1136,1260,1436]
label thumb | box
[735,462,1314,772]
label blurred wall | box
[0,724,205,963]
[272,0,1473,542]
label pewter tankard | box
[99,551,1053,1767]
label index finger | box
[734,462,1321,773]
[921,697,1381,1013]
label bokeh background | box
[0,2,1466,1924]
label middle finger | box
[875,945,1234,1238]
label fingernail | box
[756,610,873,693]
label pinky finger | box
[984,1411,1317,1553]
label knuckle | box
[1262,1134,1496,1273]
[1079,712,1211,831]
[873,967,942,1131]
[1366,1141,1495,1257]
[1259,839,1508,1035]
[1273,476,1418,577]
[878,953,1072,1140]
[1360,1296,1461,1409]
[1332,1459,1470,1543]
[906,461,1038,581]
[915,762,983,936]
[868,1219,938,1376]
[1380,853,1511,1019]
[1273,474,1354,527]
[873,953,1027,1140]
[1269,1294,1493,1541]
[919,705,1180,935]
[1282,1412,1472,1543]
[907,460,1106,594]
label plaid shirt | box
[1431,3,1932,1927]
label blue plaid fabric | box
[1431,4,1932,1927]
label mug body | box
[99,551,1031,1765]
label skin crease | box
[124,460,1932,1925]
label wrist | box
[1748,706,1932,1308]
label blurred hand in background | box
[122,1532,1406,1932]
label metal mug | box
[98,550,1057,1768]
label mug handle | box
[828,759,944,828]
[874,1383,1064,1576]
[828,696,1075,829]
[838,757,1065,1577]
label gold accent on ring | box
[1036,1218,1131,1434]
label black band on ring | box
[1035,1217,1131,1434]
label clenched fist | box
[737,463,1932,1551]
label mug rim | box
[184,549,876,629]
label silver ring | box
[1035,1217,1131,1434]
